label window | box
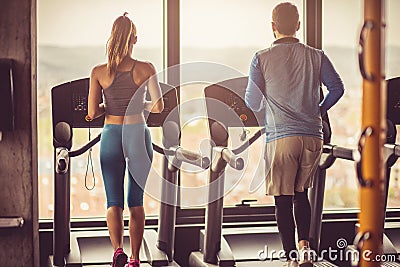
[37,0,163,218]
[322,0,400,209]
[322,0,363,209]
[37,1,399,219]
[386,0,400,208]
[179,0,304,207]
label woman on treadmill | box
[86,13,164,267]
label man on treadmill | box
[245,2,344,266]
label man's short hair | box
[272,2,299,35]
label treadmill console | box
[51,78,178,131]
[387,77,400,125]
[145,84,178,127]
[204,77,265,128]
[204,76,332,144]
[52,78,97,129]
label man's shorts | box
[264,136,323,196]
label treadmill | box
[344,77,400,267]
[188,77,360,267]
[48,78,209,267]
[189,77,287,267]
[283,76,400,266]
[310,130,356,267]
[156,108,211,267]
[373,77,400,266]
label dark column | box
[0,0,39,266]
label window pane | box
[181,0,304,74]
[386,0,400,208]
[180,0,303,207]
[322,0,363,209]
[37,0,163,219]
[322,0,400,209]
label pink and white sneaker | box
[127,259,141,267]
[112,248,128,267]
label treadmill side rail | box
[217,237,235,267]
[65,233,82,266]
[143,230,170,266]
[189,252,220,267]
[196,229,235,267]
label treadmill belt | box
[235,261,290,266]
[313,261,338,267]
[234,260,338,267]
[77,235,148,265]
[381,263,400,267]
[83,265,152,267]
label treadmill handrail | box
[320,144,355,170]
[221,148,245,170]
[67,133,210,169]
[231,127,265,155]
[322,144,356,161]
[68,133,101,157]
[384,143,400,157]
[332,145,355,161]
[155,144,210,169]
[174,146,211,169]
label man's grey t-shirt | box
[245,37,344,142]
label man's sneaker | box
[298,246,314,267]
[112,248,128,267]
[128,259,141,267]
[283,259,299,267]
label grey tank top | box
[103,60,146,116]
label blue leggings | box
[100,123,153,209]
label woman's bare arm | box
[144,63,164,113]
[87,67,105,120]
